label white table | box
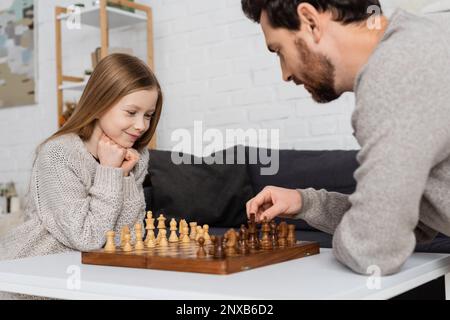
[0,249,449,300]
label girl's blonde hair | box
[39,53,162,152]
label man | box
[242,0,450,275]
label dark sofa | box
[143,147,450,254]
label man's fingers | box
[260,203,284,221]
[247,189,272,217]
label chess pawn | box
[195,225,204,241]
[287,224,296,246]
[146,210,153,219]
[202,225,212,245]
[169,218,179,243]
[123,233,132,252]
[247,214,259,250]
[158,229,169,247]
[157,214,166,229]
[179,219,187,235]
[181,225,191,243]
[120,226,130,248]
[135,223,145,250]
[197,237,207,258]
[144,217,155,246]
[238,225,249,254]
[277,222,288,247]
[189,222,197,240]
[104,230,116,252]
[270,220,278,248]
[260,218,272,250]
[213,236,225,259]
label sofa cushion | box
[144,147,253,228]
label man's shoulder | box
[357,10,450,94]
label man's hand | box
[121,148,140,177]
[97,133,127,168]
[246,186,303,222]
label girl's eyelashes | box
[126,110,153,119]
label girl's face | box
[98,89,158,148]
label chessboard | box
[82,212,320,275]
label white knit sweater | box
[0,133,149,261]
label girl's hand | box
[121,148,140,176]
[97,133,127,168]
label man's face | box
[260,11,341,103]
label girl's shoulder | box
[37,133,85,163]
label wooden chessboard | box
[82,240,320,275]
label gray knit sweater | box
[295,9,450,275]
[0,133,149,261]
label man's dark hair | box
[242,0,383,30]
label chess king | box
[242,0,450,276]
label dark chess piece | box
[197,237,206,257]
[270,220,278,248]
[287,224,297,246]
[213,235,225,259]
[225,229,238,256]
[209,235,216,255]
[238,224,249,254]
[260,218,272,250]
[277,221,288,247]
[248,214,260,250]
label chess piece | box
[104,230,116,252]
[156,214,166,244]
[169,218,179,243]
[270,220,278,248]
[181,225,190,243]
[135,223,145,250]
[158,229,169,247]
[195,225,204,241]
[189,222,197,240]
[123,233,132,252]
[208,235,216,255]
[157,213,166,229]
[179,219,187,235]
[225,229,238,256]
[120,225,130,248]
[197,237,207,257]
[146,237,156,248]
[260,218,272,250]
[287,224,296,246]
[277,221,288,247]
[202,225,212,245]
[238,225,249,254]
[213,236,225,259]
[248,214,259,250]
[144,214,156,247]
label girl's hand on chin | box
[121,148,140,176]
[97,133,126,168]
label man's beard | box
[295,38,340,103]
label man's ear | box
[297,3,322,43]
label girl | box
[0,53,162,262]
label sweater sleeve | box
[114,148,149,233]
[34,143,125,251]
[293,188,351,235]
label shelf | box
[59,81,88,91]
[58,6,147,29]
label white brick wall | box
[0,0,361,202]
